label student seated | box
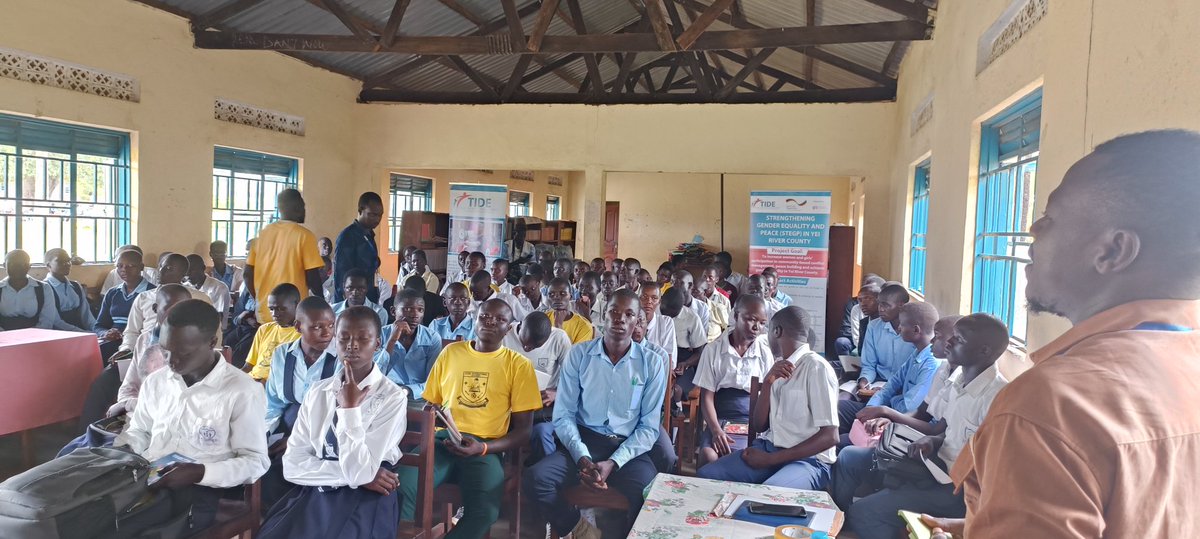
[834,274,886,357]
[122,253,211,354]
[258,307,408,539]
[670,270,712,340]
[503,311,572,461]
[630,308,680,475]
[398,299,541,539]
[114,300,268,532]
[185,253,231,328]
[100,245,157,295]
[762,267,794,307]
[713,260,740,303]
[525,290,667,539]
[639,282,677,369]
[399,249,440,298]
[260,297,340,510]
[697,264,731,341]
[694,296,773,467]
[696,306,838,490]
[546,277,594,344]
[377,289,443,399]
[333,269,389,327]
[611,258,625,285]
[244,283,303,382]
[655,262,675,287]
[508,271,546,321]
[94,249,155,360]
[591,270,619,333]
[1,249,77,331]
[743,274,783,319]
[223,281,261,367]
[490,258,515,294]
[43,248,95,332]
[110,285,196,417]
[841,283,916,404]
[832,314,1009,538]
[715,251,745,292]
[589,257,606,274]
[206,240,243,305]
[840,301,944,434]
[467,269,506,311]
[620,258,642,291]
[442,250,470,292]
[572,260,590,289]
[402,275,447,325]
[546,258,578,300]
[430,282,476,345]
[663,287,708,387]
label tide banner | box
[447,184,508,277]
[748,191,832,352]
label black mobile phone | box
[747,502,808,518]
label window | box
[973,88,1042,342]
[388,174,433,252]
[211,147,298,258]
[0,114,131,263]
[546,195,561,220]
[909,160,931,294]
[508,190,530,217]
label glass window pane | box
[212,147,298,257]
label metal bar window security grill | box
[973,88,1042,342]
[909,160,930,294]
[546,195,561,221]
[0,114,131,263]
[509,191,531,217]
[211,147,298,258]
[388,174,433,253]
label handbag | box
[873,422,937,489]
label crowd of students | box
[2,130,1199,538]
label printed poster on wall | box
[749,191,832,352]
[447,184,508,277]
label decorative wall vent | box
[214,97,305,136]
[977,0,1047,74]
[0,47,139,102]
[510,170,534,181]
[547,175,563,186]
[475,169,494,174]
[911,93,933,135]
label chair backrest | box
[399,405,437,534]
[748,376,761,441]
[661,368,675,428]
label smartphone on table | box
[747,502,808,518]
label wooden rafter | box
[880,41,904,77]
[675,0,734,50]
[436,0,485,27]
[747,48,766,90]
[662,0,712,95]
[315,0,375,43]
[715,47,774,98]
[359,86,896,104]
[643,0,679,51]
[500,0,526,51]
[713,49,819,90]
[193,0,264,30]
[527,0,560,52]
[380,0,411,48]
[503,55,534,99]
[564,0,603,96]
[444,56,500,98]
[531,56,582,89]
[805,0,816,83]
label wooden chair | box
[664,367,702,470]
[185,480,261,539]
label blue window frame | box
[388,174,433,252]
[909,159,931,294]
[546,195,562,220]
[973,89,1042,342]
[0,114,131,263]
[508,190,531,217]
[211,147,298,258]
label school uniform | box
[834,364,1008,538]
[398,268,440,296]
[110,327,169,416]
[673,305,708,352]
[332,299,389,329]
[189,276,230,321]
[702,290,731,342]
[510,292,548,321]
[207,263,243,299]
[94,279,153,359]
[764,297,785,319]
[428,315,476,343]
[644,313,678,369]
[494,280,515,295]
[116,353,269,530]
[398,342,542,538]
[43,275,95,331]
[726,271,747,292]
[547,310,594,345]
[504,326,572,459]
[245,322,302,381]
[697,343,838,490]
[0,277,75,331]
[858,317,917,384]
[590,294,612,335]
[376,323,443,397]
[525,338,667,535]
[839,344,943,433]
[100,267,158,295]
[692,331,773,452]
[835,301,864,356]
[259,364,407,539]
[684,298,712,341]
[120,286,213,352]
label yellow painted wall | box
[1,0,362,289]
[883,0,1200,349]
[385,168,570,217]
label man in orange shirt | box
[244,189,325,321]
[923,130,1200,538]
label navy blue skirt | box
[258,484,399,539]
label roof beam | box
[444,56,500,99]
[715,47,773,99]
[526,0,560,52]
[805,0,816,82]
[521,53,583,84]
[359,86,895,104]
[662,0,712,95]
[500,0,526,51]
[380,0,411,48]
[193,0,264,30]
[436,0,485,27]
[314,0,376,43]
[675,0,734,50]
[502,55,534,99]
[712,49,820,89]
[565,0,603,96]
[859,0,929,21]
[643,0,679,51]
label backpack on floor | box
[0,446,151,539]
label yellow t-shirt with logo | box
[423,341,542,439]
[245,322,300,381]
[548,310,595,344]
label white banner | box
[447,184,508,280]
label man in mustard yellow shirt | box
[398,298,541,539]
[243,284,301,381]
[546,277,594,344]
[244,189,325,321]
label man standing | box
[333,192,384,303]
[925,130,1200,537]
[245,189,324,321]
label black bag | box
[873,422,937,489]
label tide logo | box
[454,193,493,208]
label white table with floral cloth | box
[628,474,844,539]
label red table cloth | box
[0,329,102,435]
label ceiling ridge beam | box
[675,0,734,50]
[359,86,896,104]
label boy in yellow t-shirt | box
[546,277,595,344]
[398,298,541,538]
[243,283,302,381]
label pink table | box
[0,329,102,436]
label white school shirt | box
[764,297,785,319]
[847,303,865,346]
[693,330,773,394]
[509,292,548,321]
[590,295,611,335]
[399,269,440,296]
[494,280,515,295]
[673,306,708,350]
[111,330,169,416]
[282,364,408,488]
[120,287,213,351]
[190,276,231,320]
[645,313,678,369]
[704,291,732,342]
[101,267,158,295]
[503,326,572,389]
[685,298,712,341]
[923,362,954,408]
[116,355,269,488]
[763,344,839,464]
[926,363,1008,469]
[207,263,244,300]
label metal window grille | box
[910,160,931,294]
[508,190,530,217]
[388,174,433,252]
[211,147,298,258]
[546,195,561,220]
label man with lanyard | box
[333,192,384,303]
[921,131,1200,537]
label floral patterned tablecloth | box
[628,474,844,539]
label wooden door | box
[603,201,619,261]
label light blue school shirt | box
[773,290,794,307]
[859,317,917,383]
[429,315,476,342]
[553,338,667,468]
[263,339,343,434]
[376,324,444,396]
[867,344,942,413]
[44,275,96,331]
[0,278,72,331]
[331,298,389,328]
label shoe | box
[568,517,601,539]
